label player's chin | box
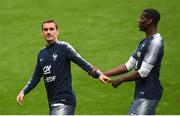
[45,37,52,40]
[45,39,55,44]
[139,27,147,32]
[45,37,55,42]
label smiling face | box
[42,22,59,44]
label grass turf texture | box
[0,0,180,115]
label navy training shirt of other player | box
[132,33,164,100]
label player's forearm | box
[22,75,41,95]
[103,64,128,77]
[120,71,140,82]
[111,71,140,88]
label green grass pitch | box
[0,0,180,114]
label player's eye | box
[49,28,55,31]
[43,28,55,31]
[43,28,48,31]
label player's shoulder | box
[57,41,74,49]
[150,33,163,46]
[152,33,163,42]
[57,41,71,46]
[38,47,46,56]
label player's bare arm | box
[103,56,136,77]
[103,64,128,77]
[111,71,140,88]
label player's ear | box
[148,19,152,24]
[57,29,60,35]
[41,28,44,35]
[57,31,60,35]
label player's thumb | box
[18,95,24,105]
[20,95,24,102]
[99,78,106,84]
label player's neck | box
[46,39,57,46]
[145,27,157,38]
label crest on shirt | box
[43,65,51,74]
[137,51,141,57]
[53,52,58,61]
[141,43,145,48]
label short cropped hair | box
[41,19,59,30]
[143,8,160,26]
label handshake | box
[89,67,123,88]
[99,74,123,88]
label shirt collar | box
[46,40,59,48]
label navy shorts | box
[50,103,75,115]
[128,98,159,115]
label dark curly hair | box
[143,8,160,26]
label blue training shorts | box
[128,98,159,115]
[50,103,75,115]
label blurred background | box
[0,0,179,114]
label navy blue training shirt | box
[132,33,164,100]
[22,40,101,107]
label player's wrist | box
[20,90,25,95]
[89,67,102,78]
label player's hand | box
[99,74,111,84]
[111,78,123,88]
[16,91,25,106]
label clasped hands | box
[99,74,123,88]
[90,68,123,88]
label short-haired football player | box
[16,19,110,115]
[104,8,164,115]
